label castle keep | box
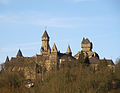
[4,30,115,79]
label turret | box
[42,30,49,41]
[51,43,58,53]
[16,49,23,57]
[66,45,72,56]
[41,30,51,56]
[81,38,92,52]
[5,56,9,63]
[50,43,58,66]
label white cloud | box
[0,0,9,4]
[0,12,114,28]
[0,13,88,28]
[0,42,41,53]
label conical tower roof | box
[66,45,72,54]
[51,43,58,52]
[5,56,9,62]
[16,49,23,57]
[42,30,49,38]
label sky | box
[0,0,120,64]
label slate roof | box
[58,52,76,60]
[6,57,36,69]
[5,56,9,62]
[51,43,58,52]
[89,57,115,65]
[74,52,81,59]
[100,59,115,65]
[16,49,23,57]
[66,45,72,53]
[42,30,49,38]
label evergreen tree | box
[84,56,90,65]
[78,51,85,64]
[78,51,90,65]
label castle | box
[4,30,115,79]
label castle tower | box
[49,43,58,70]
[66,45,72,56]
[41,30,51,56]
[50,43,58,59]
[81,38,92,52]
[16,49,23,57]
[51,43,58,53]
[5,56,9,63]
[80,38,99,59]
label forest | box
[0,57,120,93]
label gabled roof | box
[89,57,115,65]
[82,38,90,44]
[51,43,58,52]
[42,30,49,38]
[5,56,9,62]
[58,53,75,60]
[74,52,81,59]
[16,49,23,57]
[66,45,72,54]
[100,59,115,65]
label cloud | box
[0,0,9,4]
[0,42,41,53]
[0,12,88,28]
[0,11,115,28]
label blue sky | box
[0,0,120,64]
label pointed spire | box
[51,43,58,53]
[66,45,71,53]
[66,45,72,55]
[42,30,49,39]
[83,37,85,40]
[16,49,23,57]
[5,56,9,63]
